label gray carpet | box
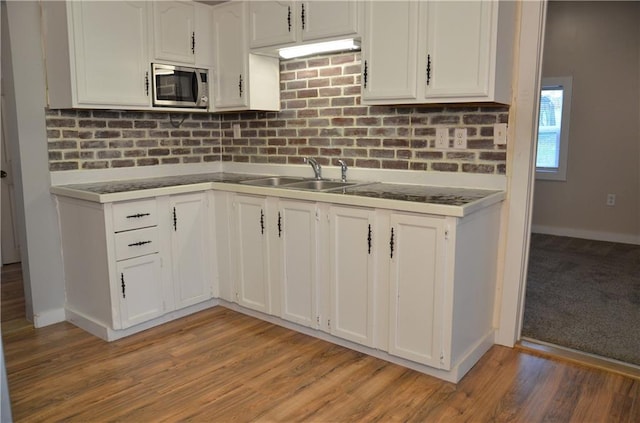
[522,233,640,366]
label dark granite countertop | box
[51,172,505,217]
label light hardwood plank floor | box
[2,265,640,422]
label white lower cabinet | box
[387,212,447,368]
[232,194,271,313]
[57,192,215,340]
[169,192,212,309]
[117,254,164,329]
[328,205,376,347]
[278,200,318,328]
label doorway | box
[521,1,640,366]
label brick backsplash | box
[47,52,508,174]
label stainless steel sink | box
[239,176,305,187]
[282,180,358,191]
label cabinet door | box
[279,200,317,327]
[153,1,196,64]
[249,1,297,49]
[361,1,419,103]
[302,1,360,42]
[212,2,249,108]
[234,195,270,313]
[170,192,211,309]
[328,206,375,347]
[117,254,164,329]
[70,1,150,107]
[424,1,493,99]
[388,213,446,368]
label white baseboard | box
[531,224,640,245]
[33,308,66,327]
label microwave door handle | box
[193,72,202,106]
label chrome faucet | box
[305,157,322,180]
[337,159,348,182]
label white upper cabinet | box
[212,1,250,109]
[212,1,281,111]
[361,1,419,102]
[249,0,361,50]
[152,1,213,67]
[249,1,297,48]
[362,0,516,105]
[152,1,196,64]
[43,1,151,109]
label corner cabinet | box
[248,1,362,50]
[232,194,271,313]
[362,0,516,105]
[169,192,212,309]
[42,1,151,109]
[211,1,280,111]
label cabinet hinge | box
[315,208,320,221]
[316,316,320,325]
[445,229,449,240]
[440,351,445,366]
[327,318,331,329]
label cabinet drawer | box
[112,199,158,232]
[114,227,159,261]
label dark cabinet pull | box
[287,6,291,32]
[173,207,177,231]
[239,74,243,97]
[278,212,282,238]
[191,32,195,54]
[427,54,432,86]
[260,209,265,235]
[121,273,126,298]
[126,213,150,219]
[301,3,305,30]
[128,240,152,247]
[367,224,372,255]
[390,228,395,259]
[363,60,368,88]
[145,71,149,96]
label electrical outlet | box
[435,127,449,149]
[232,124,241,139]
[494,123,507,145]
[453,128,467,149]
[606,194,616,207]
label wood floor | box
[2,264,640,422]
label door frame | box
[494,0,547,346]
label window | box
[535,76,572,181]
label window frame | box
[535,76,573,181]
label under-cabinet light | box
[279,39,360,59]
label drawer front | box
[113,199,158,232]
[114,226,159,261]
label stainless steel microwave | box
[151,63,209,109]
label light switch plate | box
[435,127,449,149]
[453,128,467,149]
[494,123,507,145]
[233,124,241,138]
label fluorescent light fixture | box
[279,39,360,59]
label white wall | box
[532,1,640,244]
[3,1,66,326]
